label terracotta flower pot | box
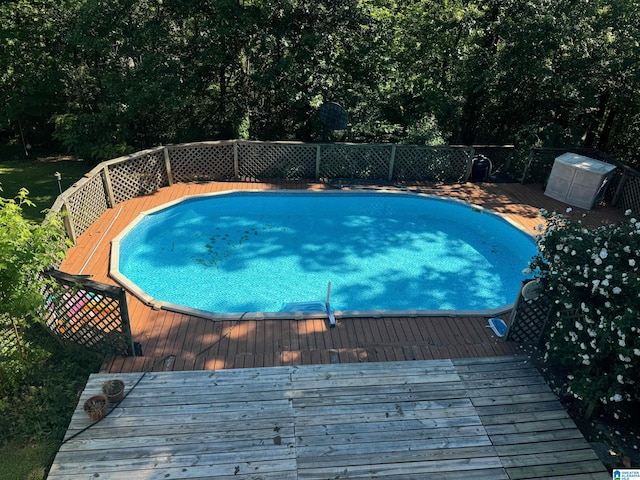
[83,395,108,421]
[101,379,125,403]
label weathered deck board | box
[48,356,609,480]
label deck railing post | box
[62,200,77,244]
[119,288,136,357]
[520,149,535,184]
[102,165,116,208]
[611,169,628,207]
[233,140,240,179]
[163,146,174,186]
[388,145,396,181]
[315,144,322,180]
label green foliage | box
[0,320,102,444]
[0,189,69,320]
[529,209,640,416]
[2,0,640,165]
[0,188,74,431]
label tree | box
[3,0,640,165]
[0,0,73,148]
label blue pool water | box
[116,191,537,314]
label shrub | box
[529,208,640,417]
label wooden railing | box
[49,140,639,244]
[49,140,515,243]
[42,270,136,356]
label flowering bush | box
[529,208,640,415]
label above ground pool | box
[111,191,537,318]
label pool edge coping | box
[109,188,535,321]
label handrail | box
[50,140,638,244]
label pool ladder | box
[325,282,336,328]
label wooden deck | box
[48,356,609,479]
[58,180,625,374]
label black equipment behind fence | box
[43,270,137,357]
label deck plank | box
[57,180,627,374]
[48,357,609,480]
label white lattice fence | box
[107,148,169,204]
[319,144,391,180]
[168,142,235,182]
[237,141,316,180]
[393,146,471,182]
[64,171,110,240]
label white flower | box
[617,374,624,384]
[630,259,636,267]
[624,245,631,253]
[612,287,622,294]
[566,207,573,213]
[625,209,633,216]
[611,393,623,402]
[574,321,583,331]
[634,349,640,356]
[599,248,608,259]
[619,338,626,347]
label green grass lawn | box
[0,154,90,222]
[0,441,58,480]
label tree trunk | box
[596,107,617,152]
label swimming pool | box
[110,191,537,319]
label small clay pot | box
[83,395,108,421]
[101,379,125,403]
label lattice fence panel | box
[471,146,516,177]
[618,172,640,215]
[42,270,135,356]
[319,144,391,180]
[64,172,110,238]
[169,143,235,182]
[108,149,169,204]
[393,146,471,182]
[506,280,553,344]
[238,142,316,180]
